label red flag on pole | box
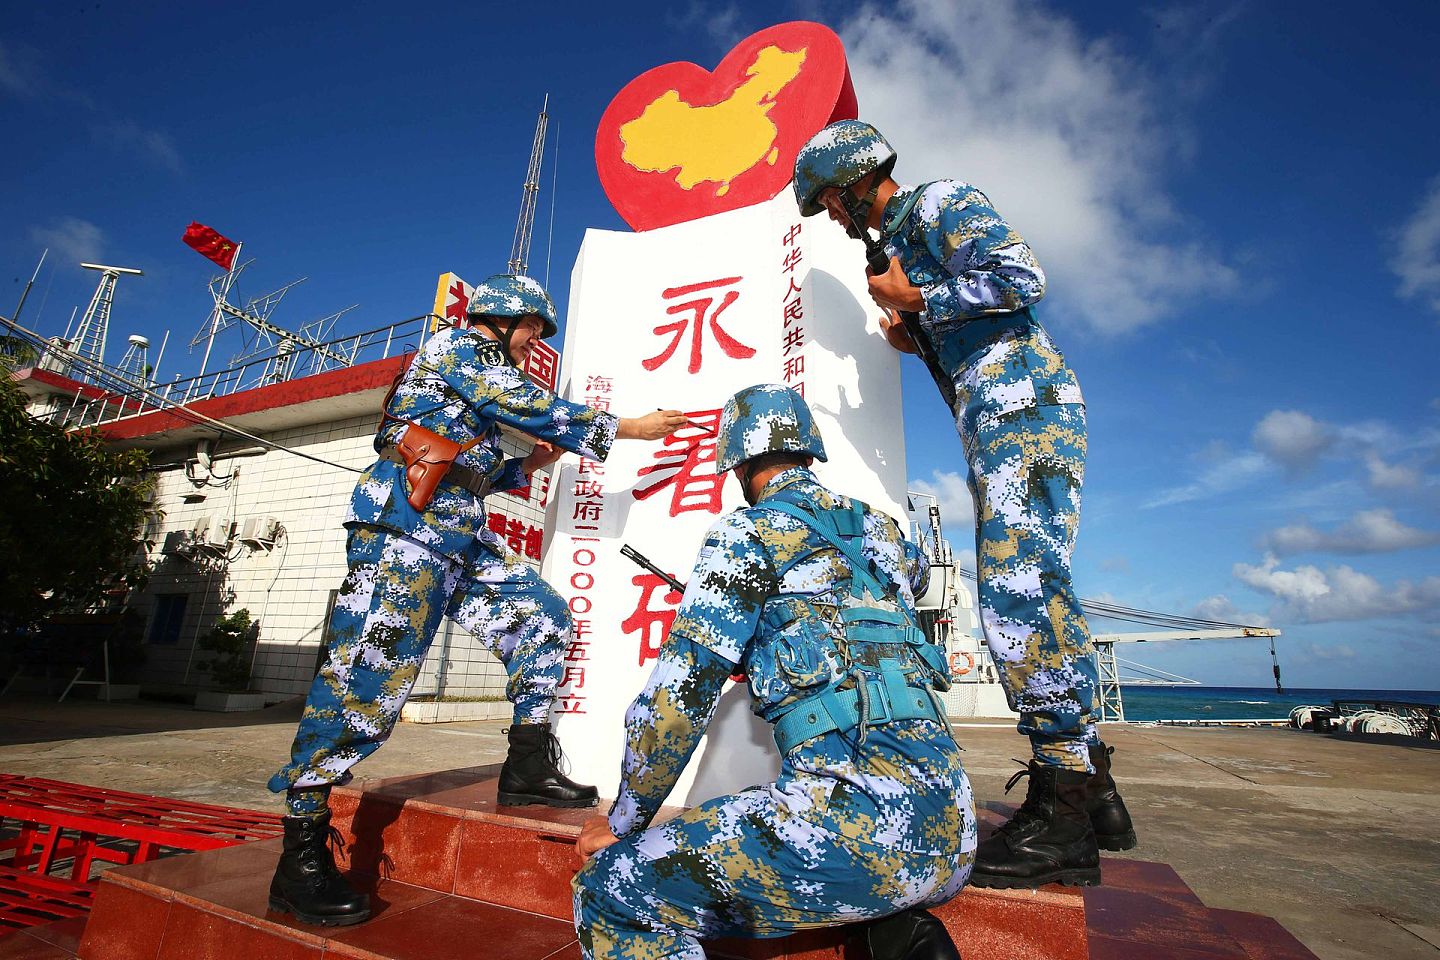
[182,222,239,271]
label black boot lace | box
[995,760,1044,837]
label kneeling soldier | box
[267,274,685,927]
[573,384,973,960]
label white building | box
[15,309,559,712]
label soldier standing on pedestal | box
[792,121,1137,890]
[266,274,685,927]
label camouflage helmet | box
[792,120,898,218]
[716,384,828,474]
[466,274,558,339]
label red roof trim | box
[97,354,409,441]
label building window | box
[148,593,188,646]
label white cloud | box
[96,119,183,173]
[1394,174,1440,314]
[1262,509,1440,555]
[1299,641,1357,662]
[1144,448,1268,508]
[1252,409,1332,470]
[908,468,976,550]
[839,0,1236,334]
[29,218,105,267]
[667,2,746,50]
[1233,554,1440,623]
[1363,452,1421,490]
[1191,594,1270,627]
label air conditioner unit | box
[238,516,280,547]
[161,530,194,557]
[197,514,233,550]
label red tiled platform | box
[10,768,1319,960]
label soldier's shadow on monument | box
[803,269,903,479]
[683,680,778,806]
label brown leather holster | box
[378,352,487,512]
[394,424,464,512]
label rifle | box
[621,544,747,681]
[839,198,958,410]
[620,544,685,594]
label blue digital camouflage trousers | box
[572,777,974,960]
[269,523,570,793]
[963,402,1098,771]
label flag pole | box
[195,241,241,383]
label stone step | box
[5,766,1319,960]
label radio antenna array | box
[507,94,549,276]
[69,262,143,383]
[187,254,360,384]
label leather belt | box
[378,447,493,500]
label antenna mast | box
[507,94,549,276]
[70,262,143,382]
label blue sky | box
[3,1,1438,690]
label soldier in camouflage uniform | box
[794,121,1136,890]
[267,274,685,927]
[573,384,971,960]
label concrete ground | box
[0,695,1436,960]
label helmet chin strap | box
[838,176,882,240]
[477,317,524,367]
[737,460,762,506]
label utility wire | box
[952,565,1267,633]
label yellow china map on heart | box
[619,45,808,196]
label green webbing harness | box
[760,496,952,755]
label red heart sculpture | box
[596,21,857,232]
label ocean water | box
[1117,685,1440,722]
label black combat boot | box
[268,810,371,926]
[969,761,1100,889]
[498,722,599,808]
[866,909,962,960]
[1087,742,1137,851]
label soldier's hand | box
[878,308,918,355]
[618,410,686,441]
[867,255,924,313]
[577,815,621,858]
[523,441,564,473]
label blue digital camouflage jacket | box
[881,180,1083,432]
[348,326,617,558]
[608,468,970,856]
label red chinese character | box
[783,325,806,355]
[523,341,559,391]
[573,479,604,498]
[783,297,804,326]
[565,639,590,661]
[586,375,614,394]
[644,277,756,374]
[524,524,543,560]
[578,459,605,476]
[573,620,594,639]
[585,396,611,411]
[445,279,470,325]
[781,247,804,274]
[561,666,587,689]
[555,696,587,714]
[633,409,725,516]
[784,355,805,382]
[487,512,508,535]
[620,573,683,666]
[573,501,603,522]
[503,518,528,554]
[513,472,551,506]
[782,223,803,246]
